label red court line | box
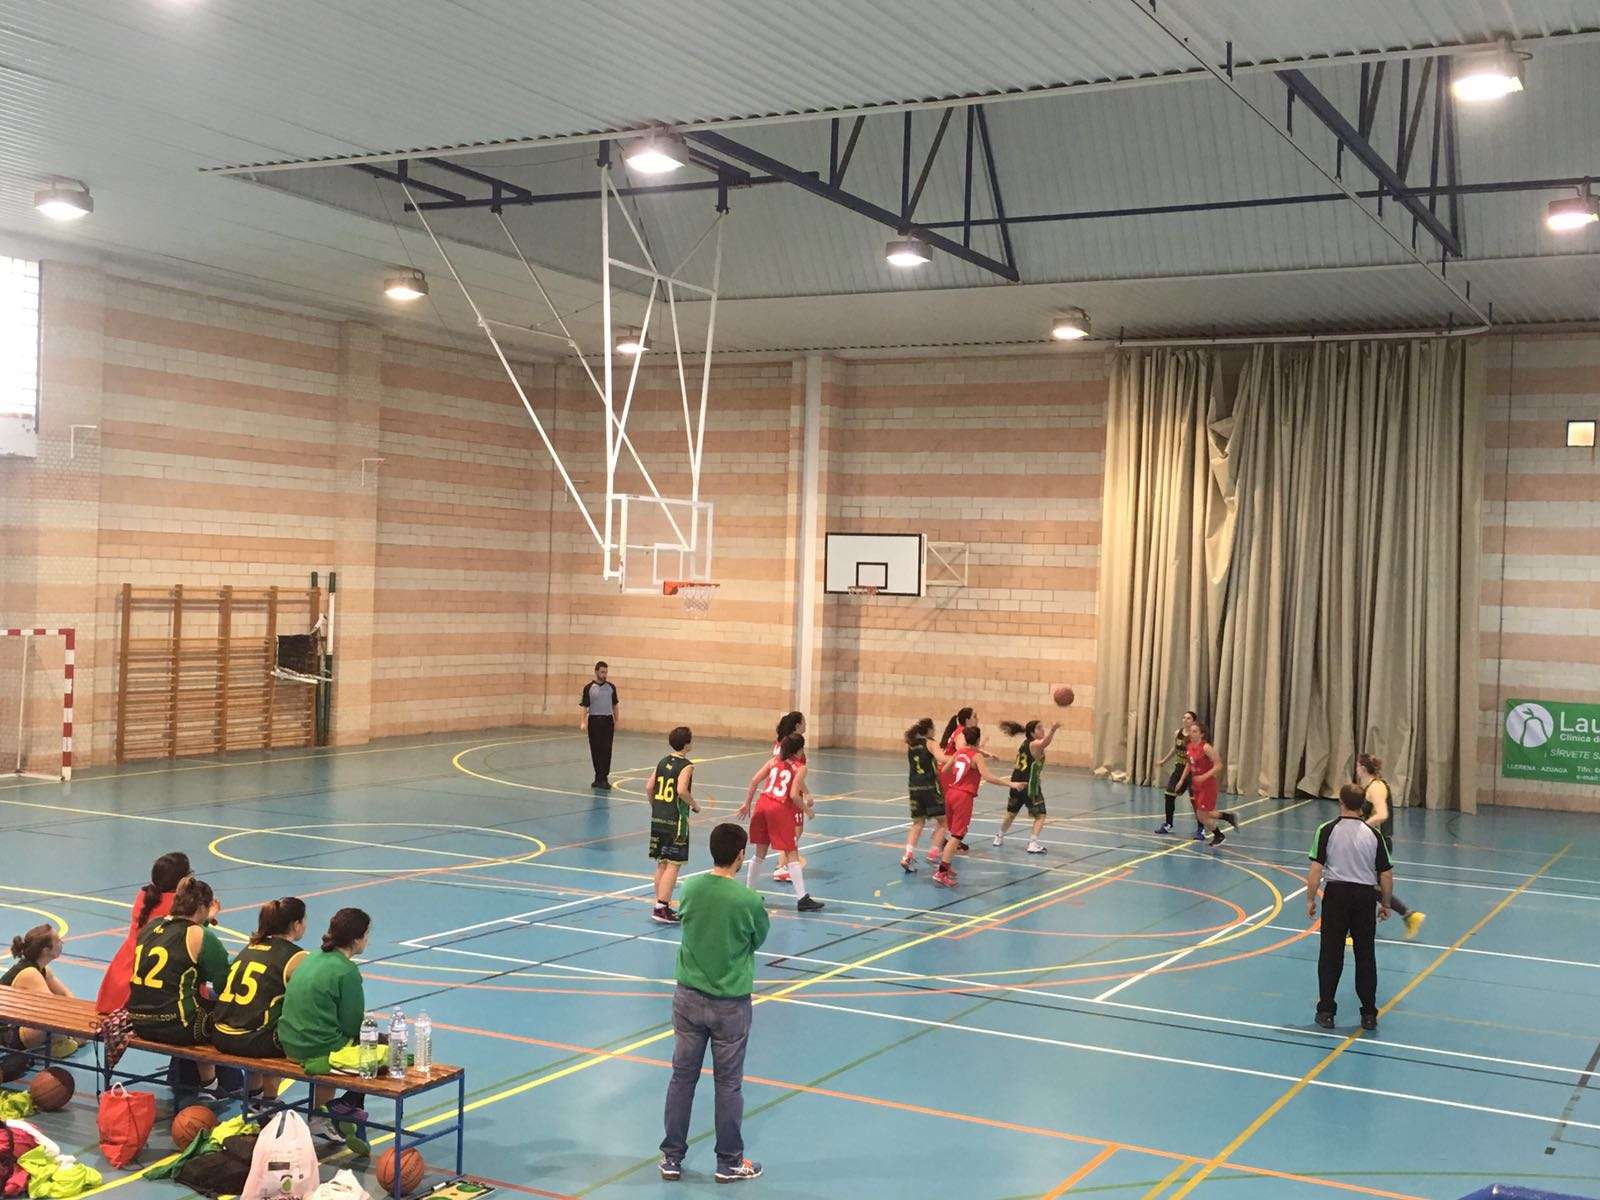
[1042,1144,1118,1197]
[950,871,1129,940]
[432,1022,1423,1200]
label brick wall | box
[1479,331,1600,813]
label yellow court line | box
[1160,841,1574,1199]
[0,902,68,936]
[372,797,1315,1142]
[1142,1160,1194,1198]
[0,883,130,910]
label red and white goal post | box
[1,627,74,782]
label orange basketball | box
[171,1104,218,1150]
[375,1148,425,1195]
[28,1066,74,1111]
[1053,685,1075,708]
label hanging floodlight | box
[1050,308,1091,341]
[624,131,686,175]
[615,326,649,355]
[885,235,932,268]
[1546,187,1599,232]
[383,268,428,301]
[34,178,93,222]
[1451,41,1526,102]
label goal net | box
[0,628,73,782]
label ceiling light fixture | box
[34,178,93,222]
[383,268,428,301]
[614,327,648,356]
[1050,308,1091,341]
[624,131,686,175]
[1451,41,1527,102]
[1546,186,1599,233]
[885,235,932,268]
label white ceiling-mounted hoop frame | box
[396,157,723,590]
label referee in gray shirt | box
[1307,783,1394,1032]
[580,661,619,790]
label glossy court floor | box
[2,728,1598,1200]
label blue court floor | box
[2,728,1598,1200]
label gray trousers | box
[660,984,752,1168]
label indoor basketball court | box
[1,4,1598,1200]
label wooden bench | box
[1,990,464,1200]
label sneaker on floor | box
[772,868,791,882]
[659,1158,682,1182]
[1192,827,1206,841]
[1403,911,1426,940]
[931,867,957,888]
[652,905,681,925]
[899,854,918,874]
[593,779,612,790]
[1209,830,1226,847]
[992,833,1004,847]
[326,1095,369,1125]
[1154,823,1174,835]
[714,1159,763,1184]
[1314,1011,1335,1030]
[1025,840,1046,854]
[796,894,825,912]
[308,1115,340,1142]
[1360,1013,1378,1032]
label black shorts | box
[1164,763,1190,796]
[908,788,945,820]
[650,827,690,863]
[210,1026,283,1059]
[132,1011,211,1047]
[1006,786,1045,818]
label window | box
[1,256,41,458]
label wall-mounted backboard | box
[824,532,924,596]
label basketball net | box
[665,581,720,618]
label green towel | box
[0,1087,35,1119]
[18,1150,103,1199]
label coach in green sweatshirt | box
[279,908,370,1078]
[659,823,770,1185]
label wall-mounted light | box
[1568,419,1596,448]
[885,236,932,268]
[34,178,94,222]
[1546,187,1599,233]
[383,268,428,301]
[1050,307,1091,341]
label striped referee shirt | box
[1309,814,1392,886]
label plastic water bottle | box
[358,1016,378,1079]
[388,1009,408,1076]
[412,1011,432,1076]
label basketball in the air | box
[171,1104,218,1149]
[375,1148,425,1195]
[1053,685,1075,707]
[28,1066,74,1111]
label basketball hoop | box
[845,585,882,598]
[664,580,720,618]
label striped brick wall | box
[1479,331,1600,813]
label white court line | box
[1093,888,1307,1002]
[774,994,1600,1133]
[402,819,912,945]
[1261,923,1600,971]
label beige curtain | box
[1094,338,1483,812]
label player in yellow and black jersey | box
[126,877,229,1086]
[649,726,700,925]
[211,896,309,1079]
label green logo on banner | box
[1503,699,1600,786]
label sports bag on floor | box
[240,1112,318,1200]
[95,1085,155,1169]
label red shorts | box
[750,799,800,853]
[945,792,975,840]
[1191,782,1218,813]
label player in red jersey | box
[931,707,1003,859]
[770,711,807,884]
[735,733,824,912]
[933,726,1013,887]
[1175,717,1237,847]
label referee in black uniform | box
[580,661,619,790]
[1306,783,1394,1031]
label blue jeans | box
[660,984,752,1169]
